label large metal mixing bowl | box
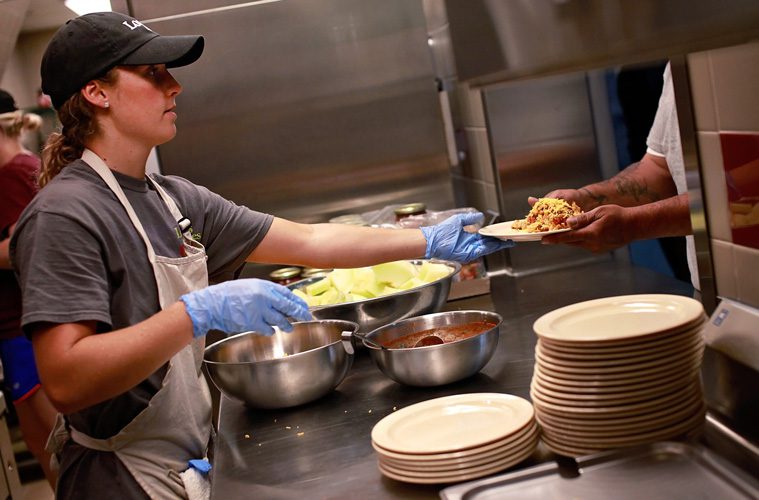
[361,310,502,386]
[287,259,461,334]
[204,320,358,409]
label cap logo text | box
[122,20,154,32]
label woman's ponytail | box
[40,94,94,187]
[39,70,117,187]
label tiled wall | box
[688,41,759,308]
[448,83,502,215]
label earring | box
[104,101,110,108]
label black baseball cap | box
[0,89,18,114]
[41,11,204,108]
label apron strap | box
[70,426,120,452]
[77,149,211,499]
[82,148,196,248]
[146,175,195,239]
[82,149,159,263]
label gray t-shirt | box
[11,160,272,496]
[646,63,699,289]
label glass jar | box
[393,203,427,221]
[268,267,302,286]
[328,214,368,226]
[301,267,332,280]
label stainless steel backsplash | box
[121,0,455,223]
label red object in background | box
[458,262,481,281]
[720,133,759,249]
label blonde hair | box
[0,110,42,138]
[40,69,118,188]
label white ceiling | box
[21,0,76,34]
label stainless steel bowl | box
[203,320,358,409]
[287,259,461,334]
[361,310,501,386]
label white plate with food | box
[479,198,582,241]
[478,220,571,242]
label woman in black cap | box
[11,11,512,499]
[0,89,57,488]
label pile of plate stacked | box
[529,294,707,457]
[371,393,538,484]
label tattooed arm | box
[540,193,691,252]
[532,153,691,252]
[531,153,679,212]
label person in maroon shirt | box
[0,89,56,488]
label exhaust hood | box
[444,0,759,86]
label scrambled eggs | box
[512,198,582,232]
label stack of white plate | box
[371,393,538,484]
[529,294,707,457]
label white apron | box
[46,149,212,499]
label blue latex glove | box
[188,459,212,475]
[420,212,515,262]
[180,279,312,338]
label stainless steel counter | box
[209,260,696,499]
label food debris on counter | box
[285,426,292,430]
[244,434,250,439]
[297,432,305,437]
[368,409,372,414]
[393,407,397,411]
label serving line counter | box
[207,260,732,499]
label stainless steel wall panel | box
[133,0,453,222]
[586,70,624,181]
[486,74,594,154]
[0,0,30,78]
[444,0,759,87]
[129,0,270,21]
[449,175,500,215]
[422,4,457,84]
[462,128,496,184]
[484,71,609,274]
[453,84,486,129]
[485,73,602,213]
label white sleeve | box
[645,63,674,157]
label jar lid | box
[269,267,302,280]
[302,267,332,279]
[394,203,427,216]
